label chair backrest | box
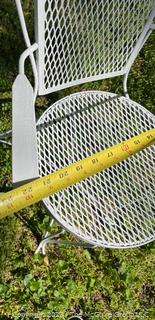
[35,0,155,95]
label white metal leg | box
[35,219,95,255]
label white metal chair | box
[13,0,155,253]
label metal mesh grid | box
[35,0,155,94]
[37,91,155,248]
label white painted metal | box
[12,74,39,186]
[13,1,155,249]
[15,0,38,101]
[123,6,155,73]
[13,2,39,185]
[13,42,39,185]
[35,0,155,95]
[19,43,38,75]
[37,91,155,248]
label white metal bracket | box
[35,220,95,255]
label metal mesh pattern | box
[37,92,155,248]
[35,0,155,94]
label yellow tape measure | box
[0,128,155,219]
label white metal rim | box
[37,91,155,249]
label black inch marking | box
[108,152,114,158]
[43,178,51,186]
[59,171,69,179]
[147,134,153,140]
[92,158,99,164]
[22,187,33,195]
[134,140,140,145]
[76,165,83,171]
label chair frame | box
[14,0,155,184]
[13,0,155,253]
[16,1,155,98]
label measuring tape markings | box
[0,128,155,218]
